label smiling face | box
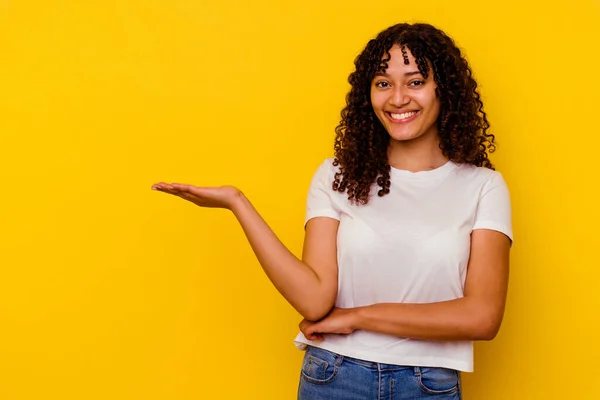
[370,45,441,145]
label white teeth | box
[390,111,417,120]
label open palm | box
[151,182,242,210]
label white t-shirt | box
[293,158,513,372]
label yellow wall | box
[1,0,598,398]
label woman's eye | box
[375,81,390,88]
[409,80,425,87]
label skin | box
[152,45,510,344]
[151,183,339,322]
[371,45,448,172]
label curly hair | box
[332,23,496,205]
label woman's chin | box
[388,132,421,142]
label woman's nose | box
[389,87,410,108]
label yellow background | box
[1,0,599,398]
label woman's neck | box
[387,138,448,173]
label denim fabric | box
[298,346,462,400]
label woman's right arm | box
[151,181,339,322]
[230,192,339,321]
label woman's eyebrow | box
[374,70,422,77]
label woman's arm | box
[152,183,339,321]
[230,193,339,320]
[300,229,510,341]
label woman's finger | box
[152,182,178,192]
[170,184,213,200]
[298,319,324,341]
[310,334,324,342]
[299,324,307,336]
[303,323,318,337]
[153,183,191,198]
[171,183,200,193]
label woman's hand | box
[299,307,357,341]
[151,182,243,210]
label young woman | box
[152,22,512,400]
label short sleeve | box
[472,171,514,244]
[304,159,342,227]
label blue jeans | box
[298,346,462,400]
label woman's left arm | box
[300,229,511,342]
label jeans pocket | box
[414,366,460,395]
[300,346,342,385]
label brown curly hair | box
[332,23,496,205]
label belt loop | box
[414,366,421,376]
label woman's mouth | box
[386,110,420,123]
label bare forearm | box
[230,193,332,319]
[354,298,503,341]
